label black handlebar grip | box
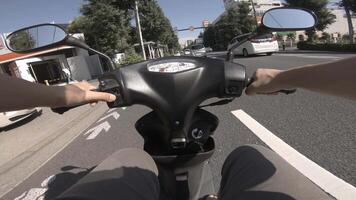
[246,77,297,95]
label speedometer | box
[147,62,196,73]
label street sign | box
[203,20,209,28]
[189,26,195,31]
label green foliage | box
[276,33,284,40]
[119,48,144,66]
[342,34,351,41]
[287,32,296,40]
[8,30,36,51]
[138,0,180,51]
[286,0,336,41]
[339,0,356,13]
[68,0,131,58]
[203,2,255,51]
[68,0,179,58]
[297,41,356,51]
[320,32,331,41]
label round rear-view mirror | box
[6,24,67,52]
[262,8,317,31]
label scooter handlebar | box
[246,77,297,95]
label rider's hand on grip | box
[246,69,296,95]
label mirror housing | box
[227,7,317,62]
[5,24,68,52]
[5,24,116,70]
[260,7,317,32]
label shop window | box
[29,59,65,85]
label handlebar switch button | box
[99,78,124,108]
[171,138,187,149]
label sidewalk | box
[0,81,109,197]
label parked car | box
[227,33,279,57]
[0,108,41,128]
[183,48,191,55]
[190,44,206,57]
[205,47,213,53]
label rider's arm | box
[0,74,116,112]
[245,56,356,101]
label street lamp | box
[134,0,146,60]
[250,0,258,27]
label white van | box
[227,33,279,57]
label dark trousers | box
[58,145,332,200]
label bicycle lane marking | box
[11,108,122,200]
[231,109,356,200]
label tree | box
[68,0,131,58]
[203,26,218,50]
[286,0,336,42]
[68,0,179,60]
[320,32,331,42]
[8,30,36,51]
[204,2,255,50]
[336,0,356,43]
[138,0,180,52]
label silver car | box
[190,44,206,57]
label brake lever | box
[246,77,296,95]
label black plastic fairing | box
[120,57,225,147]
[99,56,247,149]
[223,62,247,97]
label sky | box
[0,0,340,44]
[0,0,225,43]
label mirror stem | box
[66,36,116,70]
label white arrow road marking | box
[98,111,120,123]
[231,109,356,200]
[14,174,55,200]
[84,121,111,140]
[107,108,117,113]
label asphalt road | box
[3,51,356,200]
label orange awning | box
[0,45,75,64]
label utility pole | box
[134,0,146,60]
[250,0,258,27]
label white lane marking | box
[276,54,341,59]
[122,107,127,110]
[98,111,120,122]
[14,174,55,200]
[84,121,111,140]
[106,108,117,113]
[40,175,55,188]
[231,109,356,200]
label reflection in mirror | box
[262,8,316,30]
[6,25,67,52]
